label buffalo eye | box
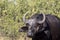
[36,23,43,29]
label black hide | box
[19,14,60,40]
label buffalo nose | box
[27,32,33,37]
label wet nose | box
[27,32,33,37]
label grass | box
[0,0,60,40]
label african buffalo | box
[19,12,60,40]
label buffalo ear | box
[19,26,28,32]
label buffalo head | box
[19,12,46,38]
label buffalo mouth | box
[27,35,33,38]
[27,34,33,38]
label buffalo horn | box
[38,13,46,24]
[23,11,29,23]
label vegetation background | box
[0,0,60,40]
